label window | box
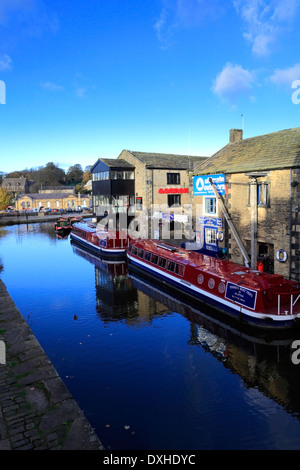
[151,254,158,264]
[167,261,175,272]
[167,173,180,185]
[247,182,269,207]
[257,183,269,206]
[168,194,181,207]
[136,197,143,210]
[144,251,151,261]
[158,257,166,268]
[138,249,144,258]
[175,264,185,276]
[204,197,216,214]
[205,228,217,245]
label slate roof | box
[124,151,207,170]
[91,158,135,171]
[18,193,80,200]
[194,127,300,175]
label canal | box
[1,222,300,450]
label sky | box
[1,0,300,173]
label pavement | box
[0,279,104,450]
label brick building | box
[15,191,91,212]
[193,127,300,281]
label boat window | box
[175,264,185,276]
[151,254,158,264]
[128,243,132,252]
[132,246,138,255]
[167,261,175,272]
[158,257,167,268]
[138,249,144,258]
[144,251,151,261]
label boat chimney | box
[229,129,243,144]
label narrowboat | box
[127,238,300,330]
[70,219,127,258]
[55,216,81,235]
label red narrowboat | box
[127,238,300,330]
[70,219,127,259]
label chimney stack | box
[229,129,243,144]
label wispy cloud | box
[233,0,300,56]
[270,63,300,87]
[0,0,59,34]
[0,54,12,71]
[40,81,64,92]
[72,73,95,99]
[154,0,224,47]
[212,62,255,103]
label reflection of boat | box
[70,219,127,259]
[55,216,81,235]
[71,243,138,320]
[127,238,300,330]
[129,272,300,416]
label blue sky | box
[1,0,300,173]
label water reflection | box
[2,224,300,449]
[128,273,300,420]
[72,242,300,421]
[71,242,168,325]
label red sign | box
[158,188,189,194]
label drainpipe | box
[250,177,258,270]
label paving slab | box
[0,279,104,450]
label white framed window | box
[204,197,216,215]
[205,228,217,245]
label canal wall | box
[0,212,92,227]
[0,279,104,450]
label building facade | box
[15,191,91,212]
[2,177,30,195]
[193,127,300,281]
[91,151,207,236]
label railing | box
[277,292,300,315]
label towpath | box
[0,279,104,450]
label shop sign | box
[158,188,189,194]
[199,217,223,228]
[193,174,225,196]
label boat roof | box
[132,238,299,291]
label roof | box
[2,177,27,185]
[18,193,90,200]
[91,158,135,172]
[194,127,300,175]
[123,151,207,170]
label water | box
[1,222,300,450]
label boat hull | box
[127,252,300,330]
[70,232,126,260]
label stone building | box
[91,151,207,235]
[15,191,91,212]
[193,127,300,281]
[2,177,30,195]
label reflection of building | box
[193,127,300,281]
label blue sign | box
[193,174,225,196]
[225,282,257,310]
[199,217,223,228]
